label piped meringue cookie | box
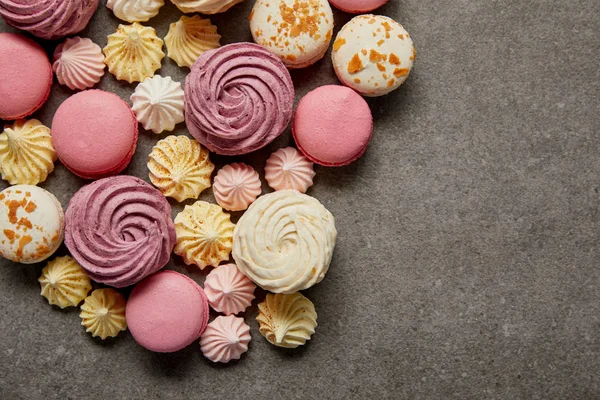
[257,292,317,348]
[174,201,235,270]
[107,0,164,22]
[233,190,336,293]
[204,264,256,315]
[80,289,127,340]
[250,0,334,69]
[265,147,315,193]
[213,163,261,212]
[39,256,92,309]
[0,185,64,264]
[0,119,56,186]
[148,135,214,202]
[103,22,165,83]
[171,0,245,14]
[200,315,251,363]
[165,15,221,68]
[53,37,105,91]
[131,75,184,133]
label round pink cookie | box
[0,33,52,120]
[126,271,210,353]
[292,85,373,166]
[329,0,388,13]
[51,90,138,179]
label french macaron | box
[51,90,138,179]
[0,185,64,264]
[0,33,52,120]
[126,271,210,353]
[292,85,373,166]
[329,0,388,13]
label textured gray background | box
[0,0,599,399]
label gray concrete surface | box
[1,1,599,399]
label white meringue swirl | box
[107,0,164,22]
[232,190,337,293]
[171,0,245,14]
[131,75,184,133]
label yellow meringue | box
[80,289,127,340]
[148,135,214,202]
[165,15,221,68]
[103,22,164,83]
[171,0,245,14]
[257,292,317,348]
[0,119,56,185]
[174,201,235,270]
[38,256,92,309]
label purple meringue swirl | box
[0,0,99,40]
[65,176,176,288]
[185,43,294,156]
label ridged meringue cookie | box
[0,119,56,186]
[165,15,221,68]
[174,201,235,270]
[265,147,315,193]
[213,163,261,212]
[257,292,317,348]
[80,289,127,340]
[148,135,214,202]
[171,0,244,14]
[103,22,164,83]
[39,256,92,309]
[53,37,105,91]
[233,190,336,293]
[131,75,184,133]
[107,0,164,22]
[200,315,251,363]
[204,264,256,315]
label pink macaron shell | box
[329,0,388,13]
[51,90,138,179]
[0,33,52,120]
[292,85,373,167]
[126,271,210,353]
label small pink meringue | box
[265,147,315,193]
[200,315,251,363]
[53,37,105,91]
[204,263,256,315]
[213,163,261,211]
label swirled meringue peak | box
[53,37,105,91]
[103,22,164,84]
[165,15,221,68]
[257,292,317,348]
[39,256,92,309]
[265,147,315,193]
[131,75,184,133]
[200,315,251,363]
[184,43,294,155]
[0,0,100,40]
[65,176,176,288]
[107,0,164,22]
[171,0,244,14]
[148,135,214,202]
[204,263,256,315]
[213,163,261,211]
[233,190,337,293]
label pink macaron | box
[292,85,373,166]
[51,90,138,179]
[126,270,210,353]
[0,33,52,120]
[329,0,388,13]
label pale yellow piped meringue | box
[80,289,127,340]
[103,22,164,83]
[0,119,56,185]
[171,0,245,14]
[165,15,221,68]
[257,292,317,348]
[148,135,214,202]
[39,256,92,309]
[174,201,235,270]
